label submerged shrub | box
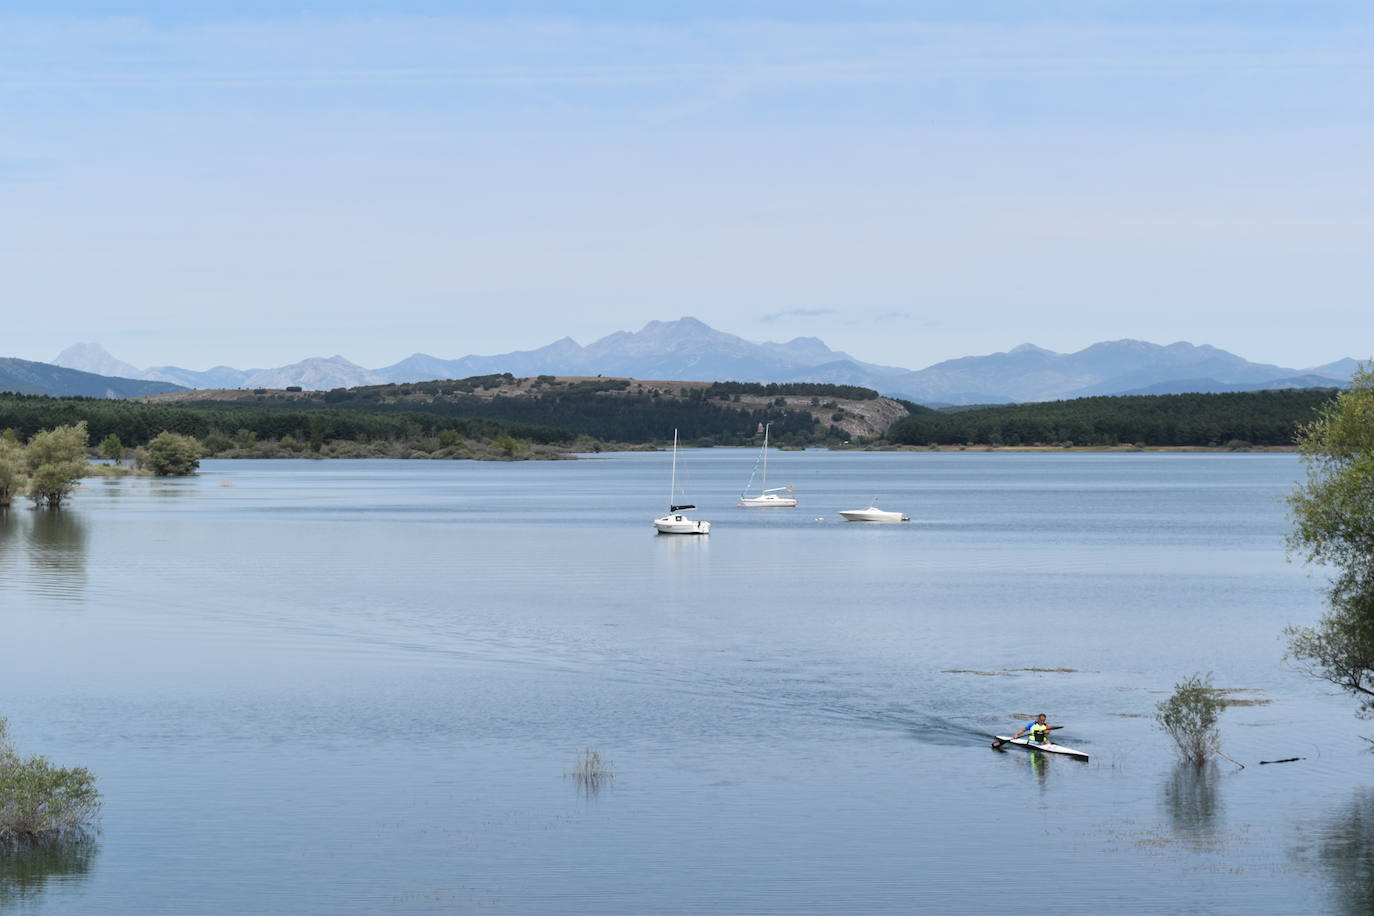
[1156,673,1223,765]
[142,432,201,477]
[0,438,25,507]
[24,423,89,508]
[0,719,100,841]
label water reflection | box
[0,836,99,911]
[1303,789,1374,916]
[654,532,710,583]
[994,747,1052,792]
[0,510,18,582]
[24,511,87,600]
[1162,763,1222,837]
[1027,748,1049,792]
[147,479,196,499]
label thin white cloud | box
[759,308,836,323]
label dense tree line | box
[702,381,880,401]
[321,374,533,401]
[0,388,846,450]
[0,393,570,448]
[888,389,1339,447]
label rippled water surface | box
[2,451,1372,914]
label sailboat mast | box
[761,423,769,488]
[669,428,679,508]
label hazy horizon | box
[37,321,1363,376]
[4,1,1370,371]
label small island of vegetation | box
[1,422,204,508]
[0,718,100,842]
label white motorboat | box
[739,423,796,508]
[838,504,909,522]
[653,430,710,535]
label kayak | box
[993,736,1089,761]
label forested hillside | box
[2,381,1340,457]
[888,389,1338,447]
[1,376,903,461]
[139,375,908,445]
[0,356,182,398]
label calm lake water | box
[2,451,1371,914]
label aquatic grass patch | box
[1212,690,1272,708]
[942,667,1084,676]
[566,748,613,798]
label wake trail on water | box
[625,665,1007,749]
[216,599,1020,751]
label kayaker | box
[1012,713,1054,744]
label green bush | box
[24,423,89,508]
[0,719,100,841]
[1156,673,1223,765]
[98,433,123,463]
[1285,363,1374,716]
[27,462,87,508]
[0,438,24,507]
[200,432,233,455]
[143,432,201,476]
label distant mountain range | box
[31,317,1362,404]
[886,343,1357,404]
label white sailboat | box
[738,423,797,508]
[654,430,710,535]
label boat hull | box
[838,508,909,522]
[740,494,797,508]
[654,515,711,534]
[993,736,1089,760]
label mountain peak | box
[1009,343,1054,355]
[51,342,142,379]
[244,355,381,391]
[55,342,115,361]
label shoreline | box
[854,444,1299,453]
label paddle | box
[991,726,1062,749]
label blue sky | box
[3,1,1371,371]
